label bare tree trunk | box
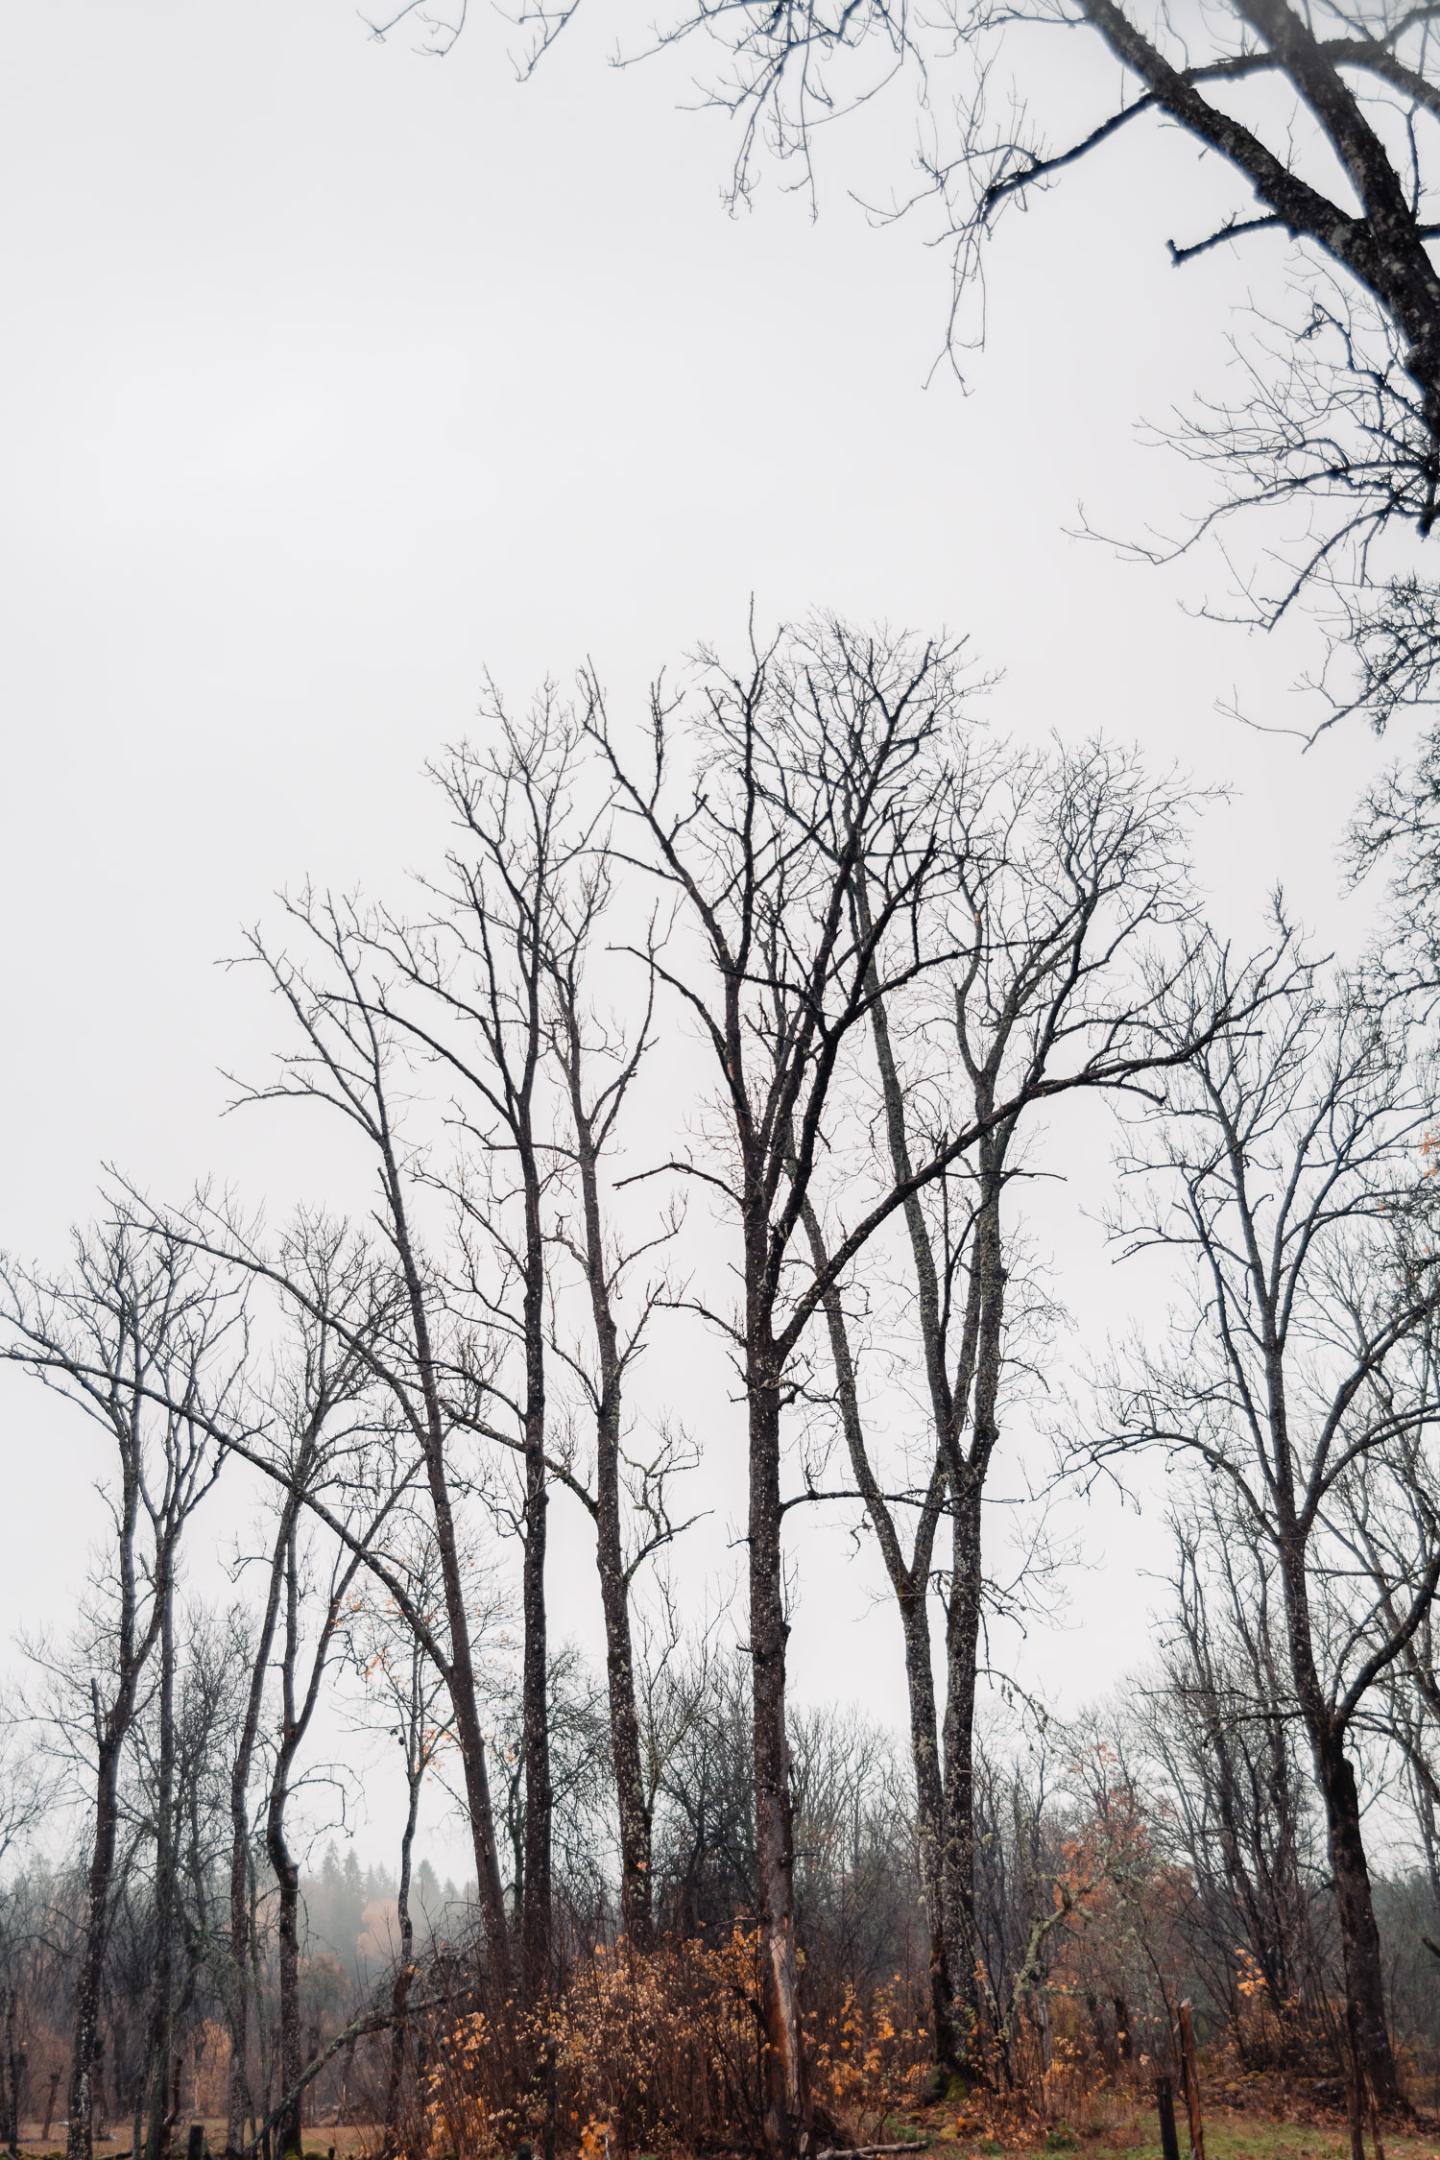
[267,1798,303,2160]
[898,1588,957,2077]
[1,1232,239,2160]
[268,1531,307,2160]
[1316,1734,1401,2109]
[854,892,1013,2082]
[568,1065,654,1948]
[802,1187,954,2072]
[1279,1530,1402,2107]
[226,1546,289,2158]
[419,1442,509,1967]
[938,1154,1008,2082]
[382,1770,422,2157]
[43,2071,60,2144]
[383,736,567,1997]
[247,1862,269,2155]
[384,1203,510,1977]
[145,1574,179,2160]
[3,1985,23,2158]
[520,1169,553,1998]
[230,907,515,1986]
[748,1349,808,2160]
[940,1475,986,2069]
[595,1472,652,1948]
[68,1723,126,2160]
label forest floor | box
[993,2128,1440,2160]
[13,2129,378,2158]
[878,2091,1440,2160]
[16,2108,1440,2160]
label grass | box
[1068,2134,1440,2160]
[926,2123,1440,2160]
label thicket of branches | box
[367,0,1440,962]
[6,619,1440,2160]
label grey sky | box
[0,4,1399,1869]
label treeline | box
[5,617,1440,2160]
[11,1623,1440,2155]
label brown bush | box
[420,1931,768,2159]
[412,1935,929,2159]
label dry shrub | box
[415,1937,933,2158]
[421,1930,770,2159]
[807,1976,929,2144]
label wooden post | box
[186,2125,206,2160]
[1176,2002,1205,2160]
[1154,2076,1181,2160]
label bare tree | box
[580,613,1247,2156]
[199,897,515,1982]
[1136,1504,1331,2063]
[1095,946,1440,2106]
[0,1220,242,2160]
[581,616,979,2158]
[343,1522,461,2158]
[241,1231,408,2160]
[803,737,1203,2078]
[370,710,591,1995]
[0,1724,56,2159]
[542,829,694,1950]
[365,705,695,1971]
[373,2,1440,724]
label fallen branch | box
[242,1985,476,2155]
[817,2144,930,2157]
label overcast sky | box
[0,4,1401,1871]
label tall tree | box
[343,1521,462,2158]
[542,824,691,1950]
[374,710,587,1994]
[248,1230,405,2160]
[212,900,515,1983]
[805,738,1202,2078]
[1097,947,1440,2106]
[582,614,1246,2156]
